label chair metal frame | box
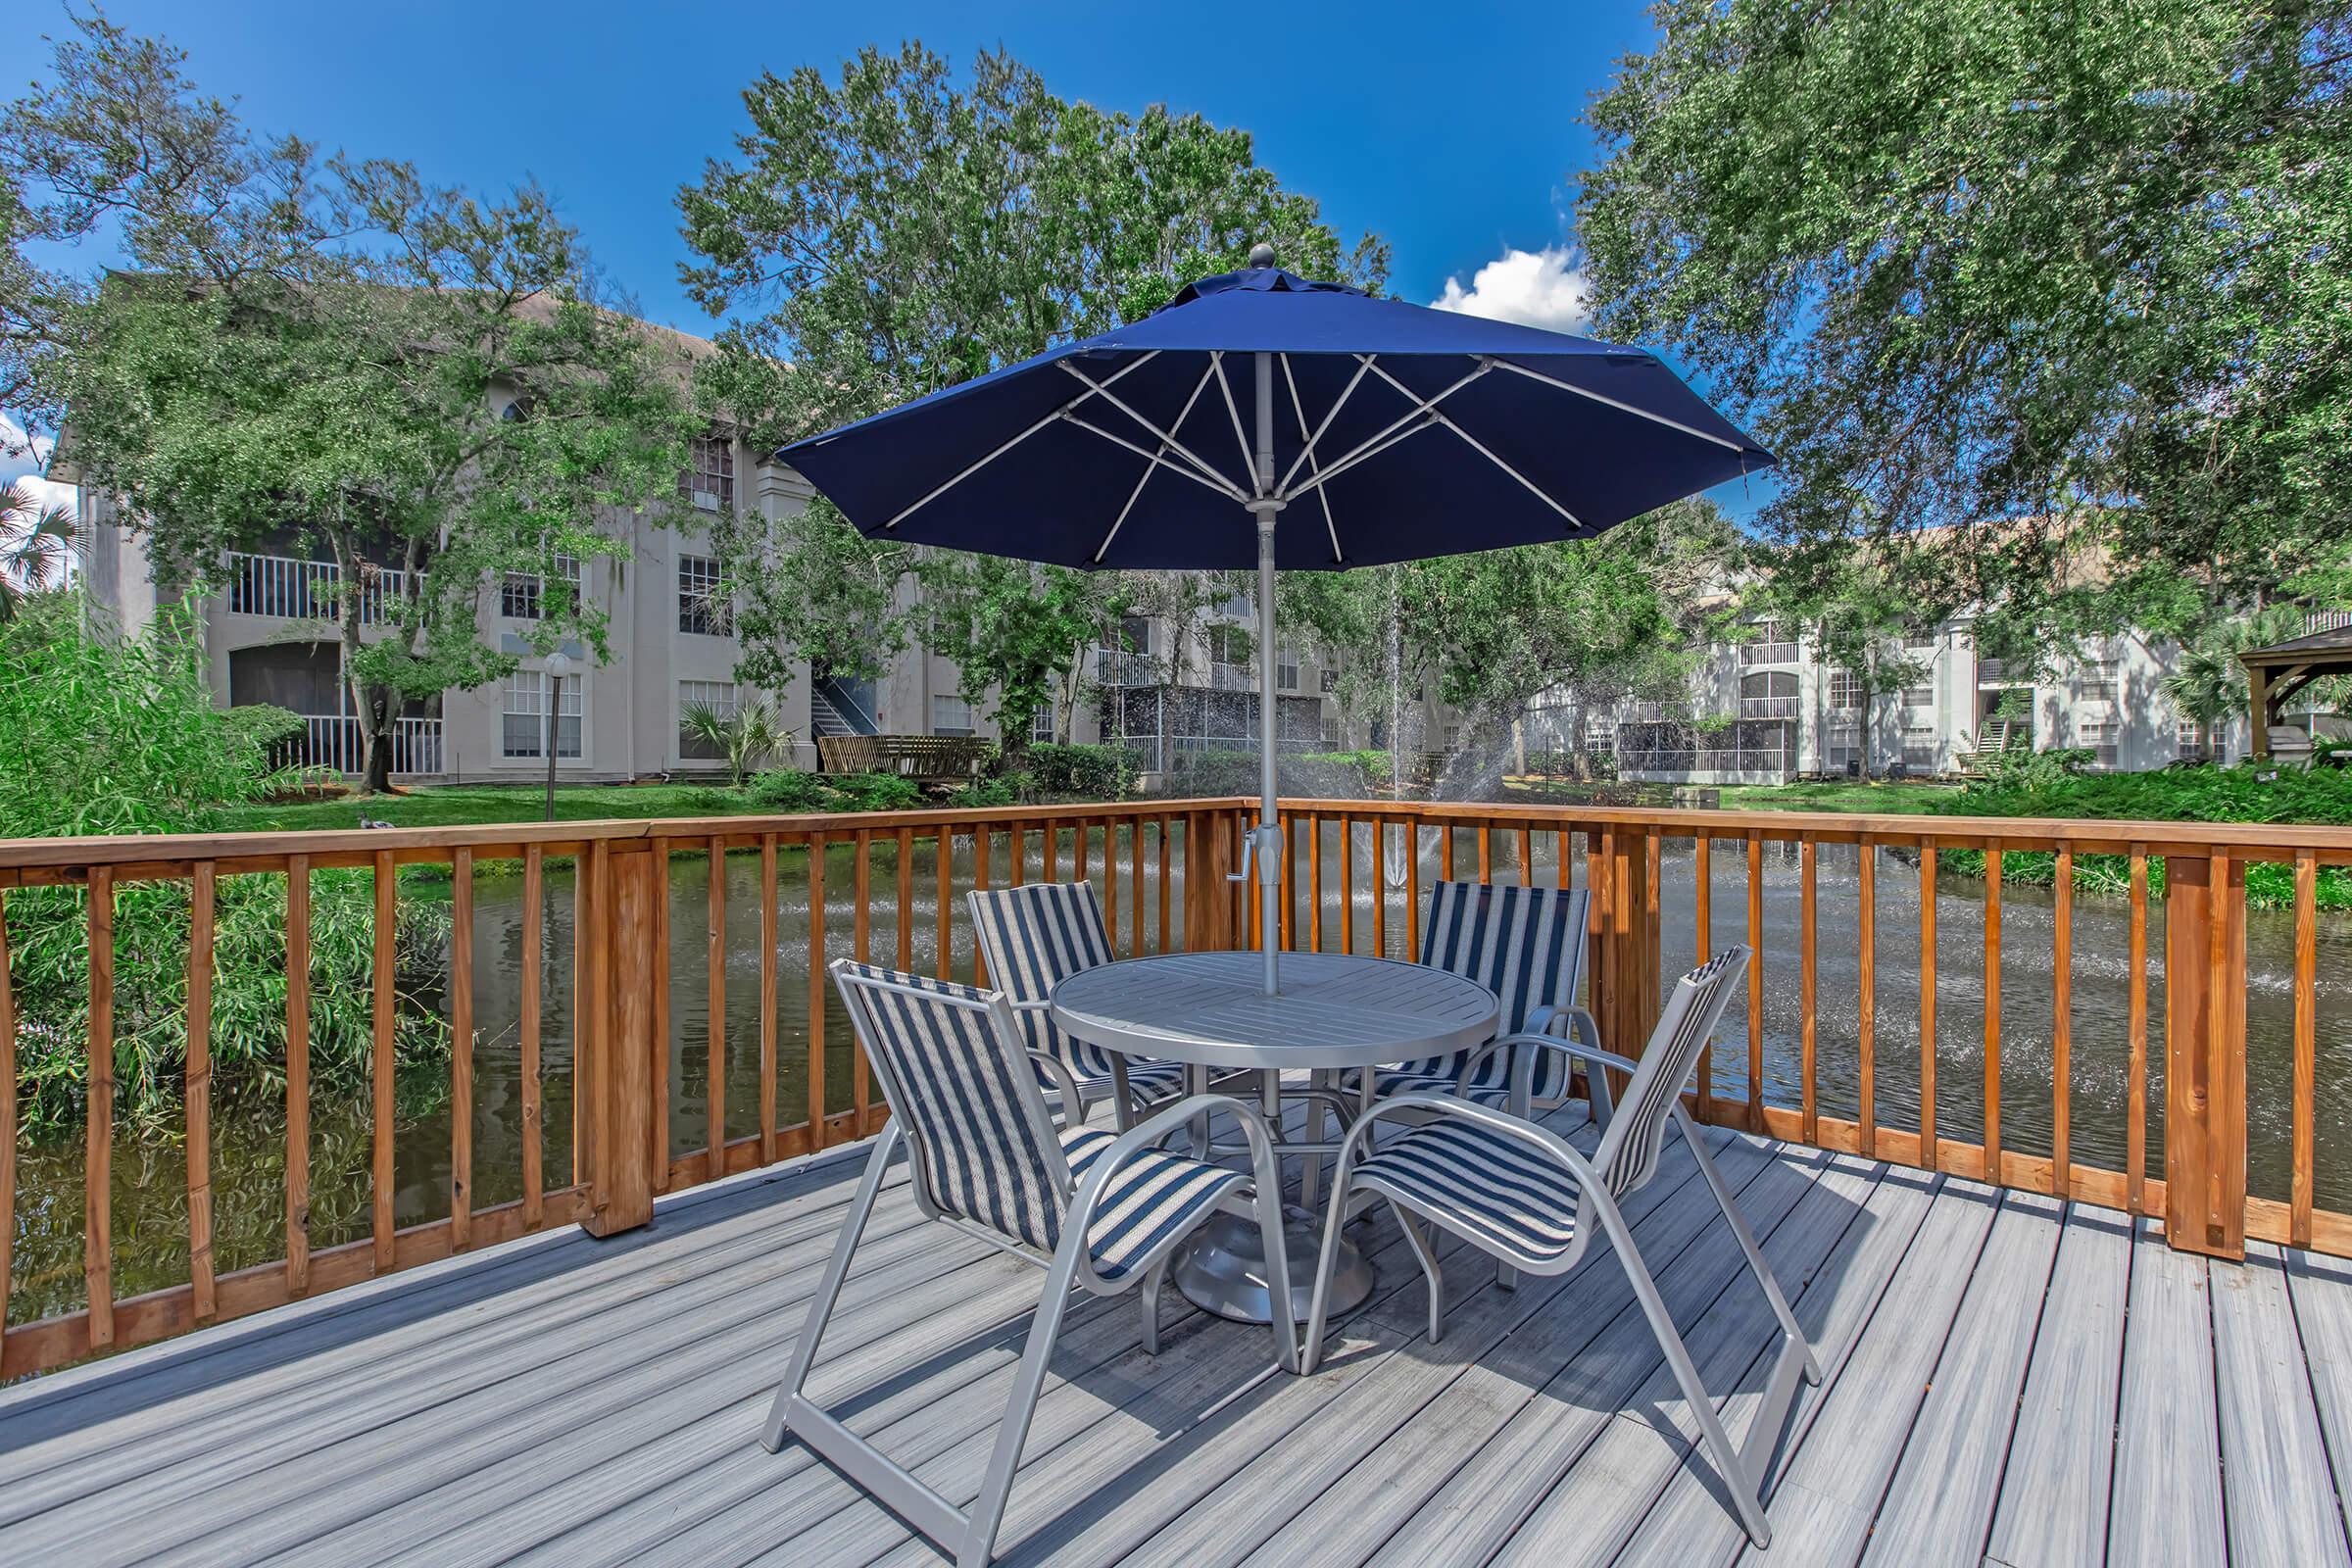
[1301,947,1819,1547]
[762,959,1298,1568]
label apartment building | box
[1594,613,2255,785]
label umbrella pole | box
[1252,349,1283,996]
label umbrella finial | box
[1248,242,1277,270]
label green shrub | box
[946,776,1018,808]
[748,768,925,814]
[0,594,447,1132]
[1024,743,1141,800]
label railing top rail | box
[6,795,2352,879]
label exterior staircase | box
[810,675,878,739]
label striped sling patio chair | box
[1302,946,1820,1548]
[967,882,1194,1128]
[761,959,1298,1568]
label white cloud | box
[1430,247,1592,333]
[7,472,76,515]
[0,414,56,484]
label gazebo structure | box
[2240,622,2352,757]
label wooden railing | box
[3,794,2348,1379]
[0,799,1250,1380]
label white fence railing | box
[290,715,444,776]
[228,553,409,624]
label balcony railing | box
[288,715,444,777]
[227,553,409,624]
[1739,695,1800,719]
[1,796,2347,1380]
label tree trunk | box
[356,680,395,795]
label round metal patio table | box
[1051,950,1499,1328]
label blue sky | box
[9,2,1777,512]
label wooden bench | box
[815,734,993,784]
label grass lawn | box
[208,781,770,835]
[1712,781,1969,814]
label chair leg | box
[761,1127,898,1453]
[1677,1110,1821,1383]
[958,1238,1083,1568]
[1387,1199,1446,1345]
[1301,1165,1358,1376]
[1254,1174,1301,1374]
[1299,1069,1330,1210]
[1140,1254,1169,1356]
[1593,1192,1775,1548]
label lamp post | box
[543,649,573,822]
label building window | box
[1740,669,1798,719]
[503,670,581,759]
[1902,726,1936,768]
[1320,668,1340,694]
[1444,725,1460,750]
[1032,704,1055,744]
[931,694,975,737]
[1277,647,1299,690]
[1903,626,1938,651]
[677,679,738,760]
[677,554,732,636]
[2081,718,2120,768]
[2082,658,2118,705]
[1901,685,1935,710]
[679,435,735,511]
[1740,620,1798,665]
[500,554,580,620]
[1827,669,1864,711]
[1206,622,1251,666]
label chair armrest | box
[1024,1050,1085,1118]
[1063,1092,1284,1249]
[1327,1090,1602,1199]
[1005,997,1054,1013]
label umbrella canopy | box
[779,252,1773,995]
[780,259,1773,570]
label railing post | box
[584,840,659,1238]
[1181,808,1239,953]
[2164,852,2246,1260]
[1593,827,1662,1062]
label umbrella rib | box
[881,351,1163,529]
[1061,413,1249,503]
[1210,353,1261,495]
[1284,416,1441,500]
[1280,353,1345,564]
[1056,362,1250,501]
[1274,354,1374,495]
[1277,360,1495,503]
[1094,359,1223,564]
[1431,412,1585,529]
[1489,357,1751,454]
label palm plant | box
[0,480,74,620]
[680,698,793,787]
[2163,638,2246,760]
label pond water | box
[9,821,2350,1328]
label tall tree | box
[12,14,697,791]
[1581,1,2352,658]
[678,43,1388,722]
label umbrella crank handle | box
[1227,823,1284,884]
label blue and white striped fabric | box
[1061,1127,1249,1282]
[968,883,1188,1108]
[1593,947,1750,1196]
[1349,1118,1586,1264]
[832,961,1068,1255]
[1373,881,1590,1103]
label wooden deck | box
[4,1102,2350,1567]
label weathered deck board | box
[2107,1216,2225,1568]
[3,1121,2347,1568]
[2212,1243,2352,1568]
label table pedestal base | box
[1174,1212,1373,1326]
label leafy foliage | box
[1581,1,2352,649]
[745,768,925,814]
[1023,744,1142,801]
[679,698,792,788]
[0,478,72,620]
[0,594,445,1132]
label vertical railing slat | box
[287,855,312,1294]
[1745,832,1764,1132]
[649,842,670,1194]
[2052,846,2073,1200]
[1477,824,1493,884]
[1406,818,1423,959]
[853,830,872,1131]
[2294,848,2317,1247]
[86,867,116,1350]
[1799,839,1817,1146]
[1920,841,1938,1172]
[1693,836,1712,1116]
[809,832,829,1147]
[2128,846,2147,1214]
[1131,814,1147,958]
[1157,815,1173,954]
[1340,816,1355,955]
[760,833,779,1166]
[935,829,951,982]
[186,864,216,1323]
[1372,820,1389,958]
[1856,836,1874,1157]
[706,835,726,1177]
[371,851,396,1273]
[451,848,474,1250]
[972,826,991,984]
[1984,849,2003,1182]
[520,845,544,1228]
[1308,814,1324,953]
[896,827,915,972]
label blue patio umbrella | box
[782,247,1774,996]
